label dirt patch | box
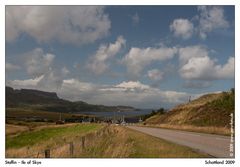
[6,124,29,136]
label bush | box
[142,108,165,121]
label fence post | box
[45,149,50,158]
[69,142,74,157]
[81,136,85,150]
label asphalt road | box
[127,126,233,158]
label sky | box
[5,6,235,109]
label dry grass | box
[80,125,209,158]
[140,124,230,136]
[177,93,222,109]
[6,124,29,136]
[5,122,81,137]
[145,91,234,135]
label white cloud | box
[61,67,70,76]
[132,13,140,24]
[26,48,55,77]
[169,6,230,40]
[6,6,111,45]
[6,63,21,71]
[197,6,229,39]
[7,68,71,92]
[216,56,234,79]
[180,56,216,80]
[37,70,65,91]
[115,81,150,91]
[178,45,234,80]
[97,81,190,108]
[170,18,194,39]
[7,75,44,89]
[178,45,209,66]
[147,69,164,81]
[87,36,126,75]
[123,46,178,78]
[63,79,96,92]
[8,48,73,92]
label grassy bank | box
[6,124,209,158]
[80,125,209,158]
[138,124,230,136]
[145,91,234,136]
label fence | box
[6,125,113,158]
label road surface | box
[127,126,233,158]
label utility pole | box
[113,110,116,123]
[59,113,62,121]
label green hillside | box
[145,89,234,128]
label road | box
[127,126,233,158]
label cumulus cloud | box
[6,63,21,71]
[7,76,44,89]
[123,46,178,78]
[26,48,55,77]
[147,69,164,81]
[7,67,71,92]
[8,48,72,91]
[169,6,230,40]
[115,81,150,91]
[219,57,234,78]
[180,56,234,80]
[197,6,229,39]
[6,6,111,45]
[37,70,66,91]
[87,36,126,75]
[96,81,190,108]
[61,67,70,76]
[170,18,194,39]
[178,45,209,66]
[178,45,234,80]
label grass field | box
[6,107,92,122]
[6,123,102,149]
[6,123,104,157]
[6,124,29,136]
[6,123,209,158]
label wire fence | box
[6,125,112,158]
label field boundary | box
[6,124,110,158]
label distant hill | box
[145,90,234,128]
[6,86,67,107]
[6,86,135,113]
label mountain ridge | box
[6,86,136,112]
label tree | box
[157,108,165,114]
